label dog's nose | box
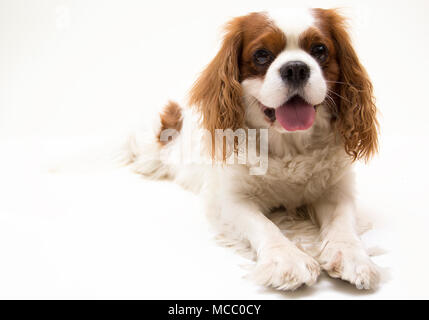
[279,61,310,87]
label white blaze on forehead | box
[267,8,315,48]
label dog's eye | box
[310,44,328,62]
[253,49,274,66]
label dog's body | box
[126,8,380,290]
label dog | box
[125,8,380,291]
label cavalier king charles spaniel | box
[126,8,380,291]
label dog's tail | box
[121,101,183,180]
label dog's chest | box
[239,146,349,211]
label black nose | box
[279,61,310,87]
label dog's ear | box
[317,9,379,161]
[189,17,245,137]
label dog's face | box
[239,10,337,133]
[190,8,378,160]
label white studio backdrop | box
[1,0,429,299]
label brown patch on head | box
[311,8,379,161]
[239,14,286,80]
[189,12,285,159]
[157,101,183,145]
[299,27,340,90]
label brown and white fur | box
[126,8,380,291]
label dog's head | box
[189,8,378,161]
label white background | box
[1,0,429,299]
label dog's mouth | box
[261,95,316,131]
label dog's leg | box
[314,178,380,289]
[206,195,320,291]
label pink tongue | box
[275,96,315,131]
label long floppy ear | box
[189,18,245,136]
[318,9,379,161]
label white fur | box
[268,8,315,47]
[125,11,380,291]
[127,104,380,290]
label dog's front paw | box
[318,241,380,290]
[251,244,320,291]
